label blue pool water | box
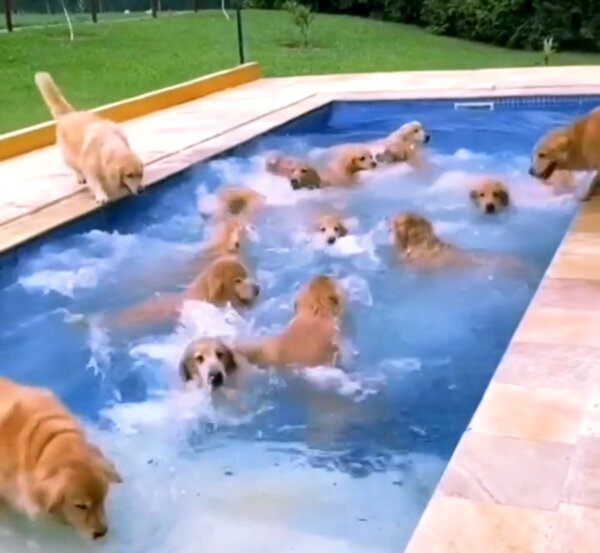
[0,97,596,552]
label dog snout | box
[485,203,496,214]
[327,236,336,245]
[528,167,536,177]
[424,134,431,144]
[208,370,225,388]
[93,527,108,540]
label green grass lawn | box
[1,9,598,133]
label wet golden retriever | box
[35,72,144,205]
[529,108,600,200]
[469,178,510,214]
[216,187,265,218]
[321,146,377,187]
[237,275,345,368]
[375,121,430,168]
[316,214,348,246]
[201,218,249,260]
[392,213,526,273]
[265,153,322,190]
[0,377,121,540]
[179,338,241,390]
[113,256,260,328]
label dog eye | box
[234,277,244,284]
[320,227,326,232]
[125,173,135,179]
[479,192,485,198]
[300,168,307,174]
[492,191,499,198]
[333,226,340,232]
[359,156,366,161]
[74,503,88,511]
[215,350,224,360]
[195,354,205,364]
[538,152,547,159]
[413,129,419,133]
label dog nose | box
[290,178,300,189]
[370,161,377,168]
[253,283,261,296]
[93,527,107,540]
[485,204,496,214]
[528,167,536,176]
[208,371,224,388]
[233,241,240,250]
[327,236,336,245]
[424,134,431,143]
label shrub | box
[284,0,315,46]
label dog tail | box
[34,72,75,119]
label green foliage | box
[284,0,315,46]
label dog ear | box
[469,189,479,202]
[205,272,226,303]
[338,222,348,237]
[37,469,68,513]
[498,189,510,206]
[88,445,123,484]
[307,169,322,189]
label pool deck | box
[1,66,600,551]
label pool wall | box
[1,67,599,552]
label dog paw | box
[94,193,109,205]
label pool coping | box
[1,67,600,551]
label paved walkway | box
[1,66,600,552]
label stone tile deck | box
[1,65,600,551]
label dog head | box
[220,187,265,217]
[316,214,348,245]
[113,151,144,195]
[469,178,510,214]
[290,162,322,190]
[529,130,571,180]
[295,275,345,319]
[392,213,436,250]
[179,338,238,390]
[202,256,260,307]
[342,148,377,175]
[39,446,122,540]
[392,121,430,145]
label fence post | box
[236,3,245,65]
[3,0,13,32]
[151,0,158,18]
[91,0,98,23]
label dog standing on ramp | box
[34,72,144,205]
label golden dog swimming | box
[215,187,265,218]
[530,108,600,200]
[35,72,144,205]
[316,214,348,246]
[375,120,430,167]
[392,213,526,273]
[113,256,260,328]
[179,338,241,390]
[0,377,121,539]
[321,146,377,187]
[469,178,510,214]
[265,153,322,190]
[237,275,345,368]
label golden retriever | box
[216,187,265,218]
[113,256,260,328]
[529,108,600,200]
[392,213,526,273]
[265,153,322,190]
[35,72,144,205]
[374,121,430,169]
[237,275,345,368]
[179,338,241,390]
[201,218,249,260]
[321,146,377,187]
[469,178,510,214]
[316,214,348,246]
[0,377,121,540]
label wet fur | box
[237,276,345,368]
[35,72,144,205]
[0,378,121,539]
[316,214,348,246]
[265,153,322,190]
[321,146,377,187]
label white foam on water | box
[339,275,373,307]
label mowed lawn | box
[1,9,599,133]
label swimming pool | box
[0,96,595,552]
